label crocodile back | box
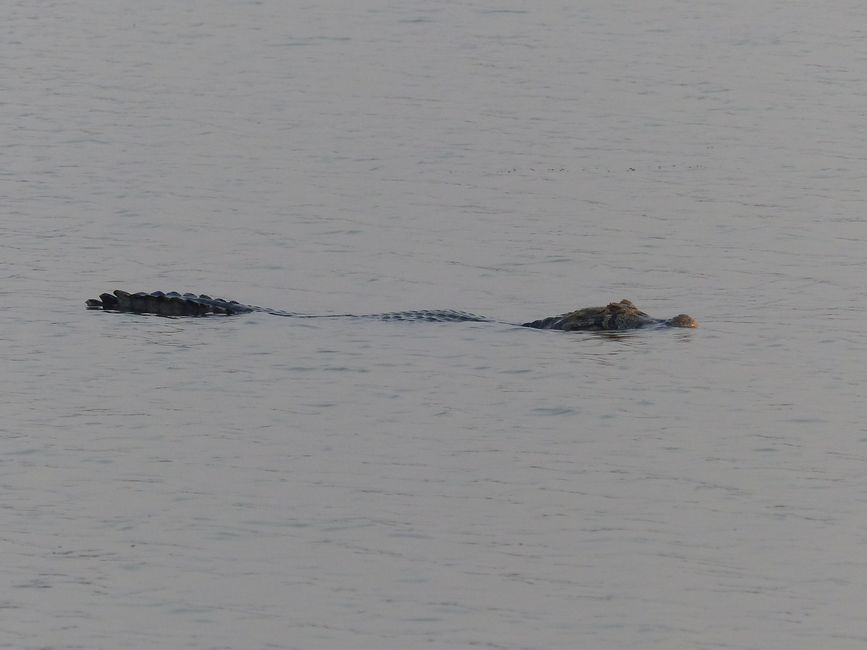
[360,310,490,323]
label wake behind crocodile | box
[86,290,698,331]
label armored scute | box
[86,291,697,331]
[86,290,256,316]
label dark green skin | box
[86,292,698,330]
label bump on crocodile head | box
[667,313,698,328]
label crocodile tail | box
[85,290,253,316]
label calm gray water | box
[3,1,867,648]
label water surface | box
[3,1,867,648]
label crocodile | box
[85,290,698,330]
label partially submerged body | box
[86,291,697,331]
